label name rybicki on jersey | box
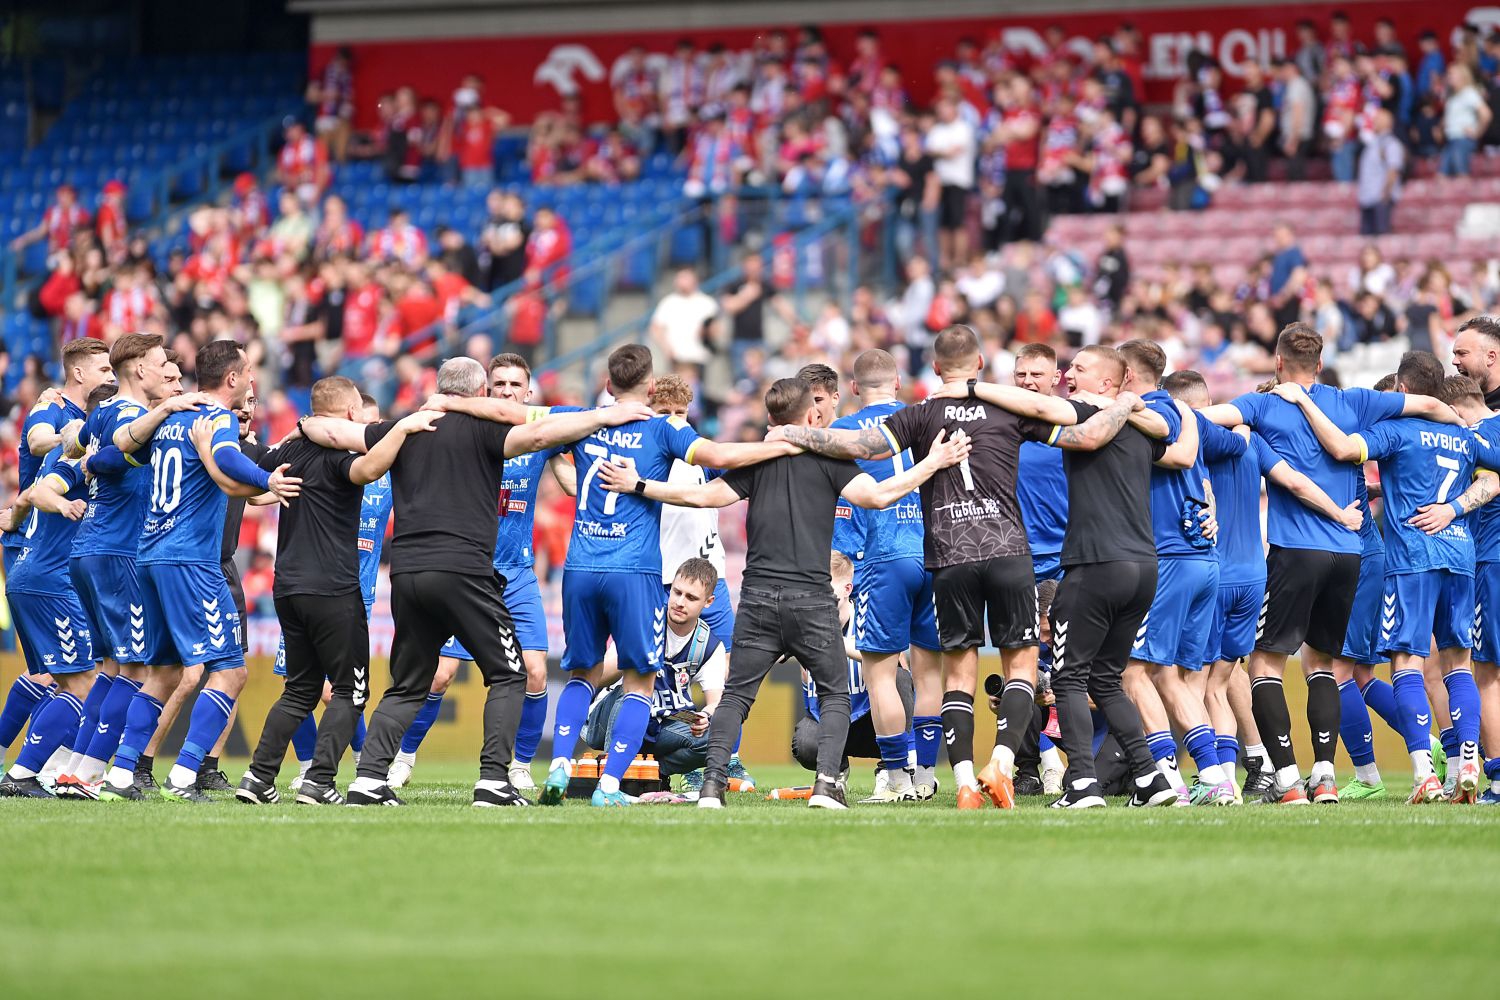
[1420,430,1473,455]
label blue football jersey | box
[9,449,88,594]
[5,396,86,552]
[566,415,702,575]
[1208,433,1279,587]
[1355,470,1383,556]
[1471,415,1500,565]
[1017,440,1068,558]
[803,620,870,723]
[137,406,243,566]
[1232,384,1405,555]
[1147,399,1241,559]
[493,408,579,571]
[831,401,924,565]
[1354,418,1477,575]
[71,395,152,559]
[357,472,393,604]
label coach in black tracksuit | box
[234,377,431,806]
[304,358,652,807]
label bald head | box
[933,325,982,376]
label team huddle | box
[4,316,1500,810]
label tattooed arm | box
[1046,398,1136,452]
[768,423,894,461]
[1408,470,1500,535]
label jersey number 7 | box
[579,443,637,516]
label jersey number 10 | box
[152,448,184,513]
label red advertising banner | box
[312,2,1486,127]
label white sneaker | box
[912,766,939,800]
[859,771,918,804]
[507,762,536,791]
[1042,766,1065,796]
[290,771,307,793]
[387,751,417,789]
[870,767,891,796]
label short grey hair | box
[435,357,487,398]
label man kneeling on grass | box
[583,558,726,791]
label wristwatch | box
[967,378,978,396]
[634,478,648,495]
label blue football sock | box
[515,690,547,765]
[400,692,445,755]
[14,690,84,774]
[351,712,366,753]
[1485,756,1500,782]
[86,675,140,762]
[600,692,651,784]
[112,690,164,771]
[68,673,114,756]
[1443,671,1482,746]
[1182,724,1220,773]
[904,726,915,761]
[1440,726,1460,761]
[1359,677,1401,734]
[732,731,742,756]
[914,715,942,768]
[1038,731,1056,753]
[1338,679,1376,766]
[173,688,235,774]
[1391,669,1435,754]
[1216,734,1240,769]
[548,679,594,763]
[1091,710,1109,758]
[1146,730,1178,765]
[291,712,318,763]
[875,732,909,774]
[0,676,50,748]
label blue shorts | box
[1341,548,1387,666]
[10,589,94,676]
[1379,570,1473,658]
[2,542,18,579]
[855,556,940,654]
[1032,552,1063,584]
[1474,562,1500,665]
[1132,557,1219,670]
[669,577,736,652]
[442,566,550,660]
[70,554,149,666]
[139,562,244,671]
[561,569,664,675]
[1208,579,1264,665]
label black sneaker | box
[196,768,232,793]
[234,773,280,805]
[0,774,53,798]
[346,783,405,807]
[809,775,848,810]
[1127,772,1179,808]
[133,766,158,794]
[473,782,531,808]
[160,778,211,803]
[696,776,727,809]
[1049,780,1106,809]
[295,781,345,806]
[1013,772,1044,796]
[1241,767,1275,800]
[98,777,145,801]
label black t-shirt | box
[1041,400,1164,567]
[724,453,860,590]
[896,153,934,212]
[222,437,270,565]
[729,280,766,343]
[883,395,1045,569]
[256,438,361,597]
[365,413,510,576]
[483,218,530,290]
[1095,247,1130,305]
[1485,383,1500,413]
[1094,67,1136,115]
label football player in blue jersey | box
[1273,351,1491,803]
[98,341,301,802]
[1200,325,1462,804]
[826,350,937,803]
[1435,375,1500,804]
[1117,345,1245,807]
[388,353,578,792]
[1167,371,1363,803]
[537,344,795,807]
[0,338,113,766]
[582,558,726,785]
[0,441,99,797]
[53,335,200,797]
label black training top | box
[724,452,861,590]
[365,413,511,577]
[1045,400,1165,568]
[222,437,269,565]
[257,437,361,598]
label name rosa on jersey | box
[944,403,989,422]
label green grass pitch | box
[1,762,1496,1000]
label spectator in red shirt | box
[231,173,270,242]
[339,261,383,362]
[428,257,490,318]
[277,119,331,205]
[366,208,429,267]
[12,184,89,256]
[96,180,128,264]
[451,100,510,188]
[1014,289,1059,344]
[997,76,1044,243]
[59,291,103,344]
[38,253,82,318]
[524,207,571,284]
[313,193,364,260]
[583,128,641,184]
